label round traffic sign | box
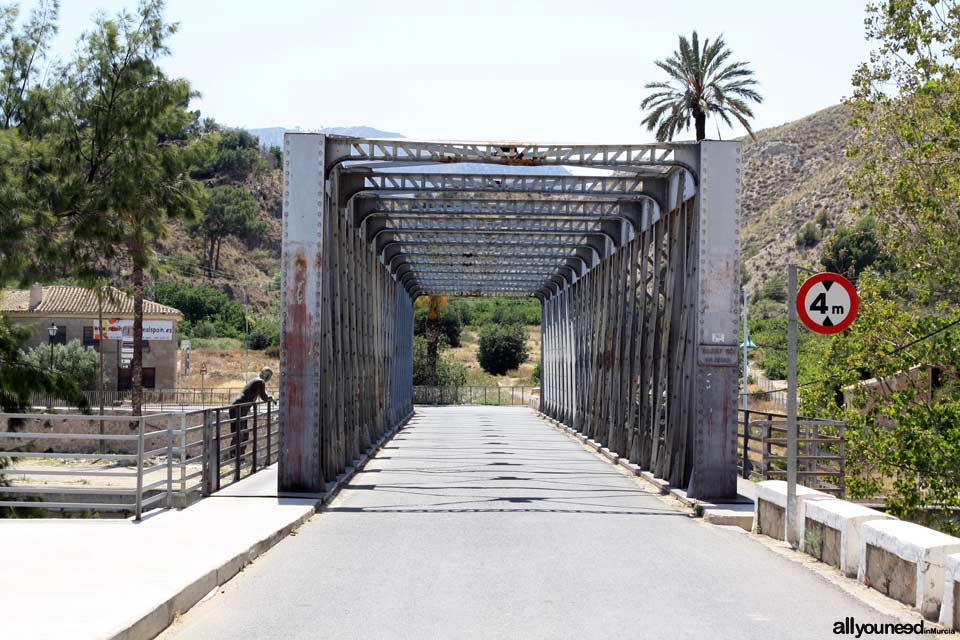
[797,272,859,335]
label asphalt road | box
[161,406,897,640]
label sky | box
[43,0,873,143]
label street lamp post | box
[47,322,58,369]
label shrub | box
[478,323,529,375]
[412,336,467,386]
[819,217,891,279]
[22,340,99,389]
[795,221,821,248]
[248,315,280,350]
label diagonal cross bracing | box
[281,133,741,506]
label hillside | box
[153,108,860,314]
[739,104,862,294]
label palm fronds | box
[640,31,763,141]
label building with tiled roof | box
[1,284,183,390]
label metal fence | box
[737,408,845,496]
[30,388,247,410]
[0,400,276,519]
[413,386,539,407]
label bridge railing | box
[413,386,539,407]
[30,388,247,410]
[0,400,276,519]
[737,408,845,496]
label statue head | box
[259,366,273,382]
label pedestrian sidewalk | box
[0,465,321,640]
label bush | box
[22,340,99,389]
[248,315,280,350]
[531,360,541,384]
[795,221,821,248]
[819,217,891,279]
[412,336,467,386]
[478,324,529,375]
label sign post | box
[787,269,860,545]
[200,362,207,407]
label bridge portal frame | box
[280,134,741,499]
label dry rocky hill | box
[739,104,863,295]
[154,106,861,311]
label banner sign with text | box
[93,319,174,341]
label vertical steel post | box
[787,264,799,545]
[679,141,742,500]
[279,133,326,492]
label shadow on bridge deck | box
[161,406,899,640]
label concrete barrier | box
[859,520,960,620]
[938,554,960,630]
[753,480,836,542]
[800,498,894,578]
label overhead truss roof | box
[323,135,698,298]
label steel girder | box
[281,133,741,507]
[322,136,697,177]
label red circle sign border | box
[796,272,859,335]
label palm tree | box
[415,296,448,386]
[641,31,762,142]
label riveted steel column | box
[683,141,741,500]
[280,134,325,492]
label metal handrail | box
[0,399,277,519]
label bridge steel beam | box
[282,133,739,501]
[280,134,413,492]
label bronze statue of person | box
[227,367,275,460]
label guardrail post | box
[741,409,750,479]
[135,416,145,521]
[267,400,273,465]
[166,414,174,509]
[252,402,259,471]
[234,406,242,483]
[179,413,187,507]
[215,408,222,491]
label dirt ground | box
[180,348,279,391]
[446,325,541,386]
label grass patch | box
[191,337,243,350]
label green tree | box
[0,1,85,416]
[802,0,960,531]
[415,296,448,386]
[195,185,264,271]
[153,280,245,335]
[477,323,529,376]
[412,336,467,387]
[414,305,462,347]
[22,339,99,389]
[819,217,890,279]
[52,1,203,415]
[0,0,58,131]
[641,30,763,141]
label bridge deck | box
[162,406,894,639]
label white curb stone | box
[859,520,960,620]
[754,480,836,541]
[800,498,894,577]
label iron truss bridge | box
[280,135,742,502]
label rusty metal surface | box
[280,133,740,499]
